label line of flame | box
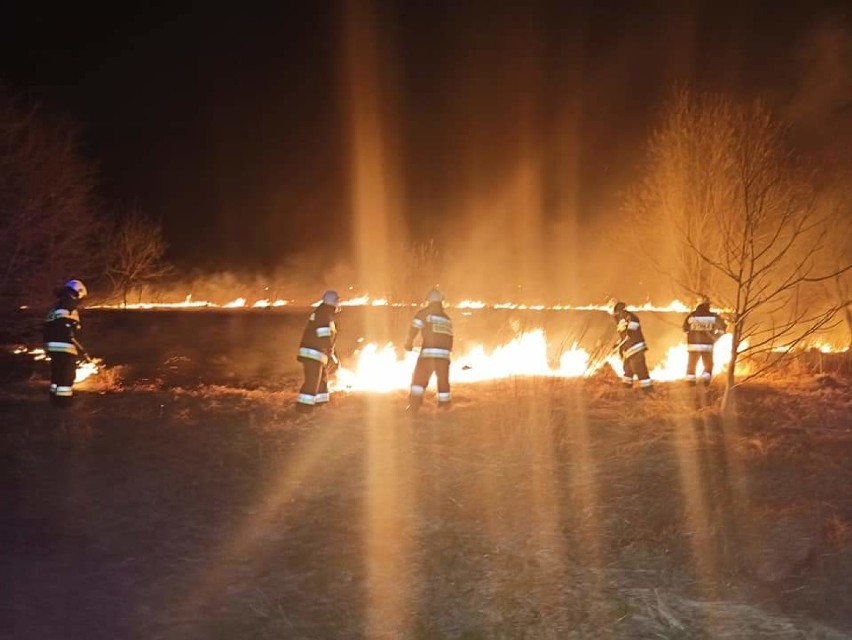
[12,346,100,383]
[90,294,700,313]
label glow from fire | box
[806,341,849,354]
[12,346,100,383]
[92,294,211,310]
[252,299,289,308]
[334,331,768,393]
[74,359,101,383]
[605,334,746,381]
[91,294,698,313]
[334,330,596,392]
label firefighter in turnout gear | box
[43,279,89,406]
[296,290,340,412]
[683,299,727,386]
[404,288,453,411]
[612,301,652,390]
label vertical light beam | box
[341,0,403,297]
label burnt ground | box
[2,369,852,639]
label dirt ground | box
[2,364,852,639]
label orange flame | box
[92,294,699,312]
[334,330,596,392]
[12,346,100,383]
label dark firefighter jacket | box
[43,298,83,356]
[683,304,726,352]
[407,304,453,359]
[614,309,648,359]
[297,303,338,365]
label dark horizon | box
[3,0,851,300]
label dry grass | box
[826,514,852,551]
[2,371,852,638]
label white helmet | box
[426,288,444,303]
[321,290,340,308]
[64,279,88,300]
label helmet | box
[612,300,626,314]
[426,288,444,304]
[321,290,340,308]
[64,279,88,300]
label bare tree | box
[0,91,100,322]
[104,209,172,306]
[821,196,852,346]
[625,89,735,298]
[631,90,850,407]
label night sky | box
[2,0,849,276]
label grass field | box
[2,366,852,639]
[2,308,851,638]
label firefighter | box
[43,279,90,406]
[296,290,340,412]
[404,288,453,411]
[683,298,727,386]
[612,301,652,390]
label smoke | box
[114,257,359,306]
[788,14,852,161]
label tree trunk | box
[722,324,740,414]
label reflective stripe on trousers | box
[420,348,451,359]
[298,347,328,364]
[623,342,646,359]
[686,343,714,352]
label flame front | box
[92,294,698,313]
[334,330,596,393]
[74,359,100,383]
[605,334,748,381]
[12,347,100,384]
[334,331,768,393]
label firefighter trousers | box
[622,352,652,388]
[686,351,713,384]
[409,357,451,407]
[49,352,76,407]
[297,358,329,410]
